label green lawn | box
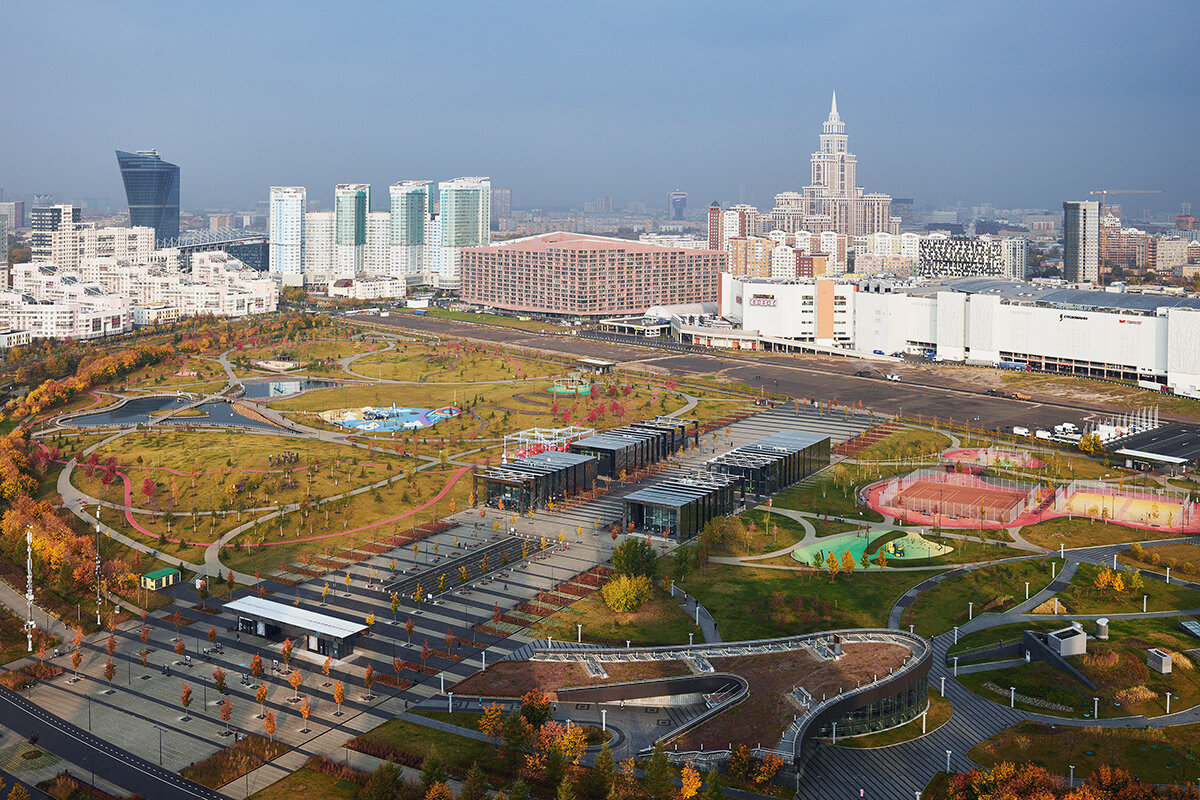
[971,721,1200,786]
[1119,542,1200,578]
[527,587,699,645]
[902,558,1062,638]
[351,345,559,383]
[1019,517,1187,550]
[714,509,811,556]
[853,428,951,462]
[1048,562,1200,615]
[353,717,490,772]
[773,472,884,523]
[250,768,360,800]
[889,535,1021,568]
[680,563,936,639]
[837,689,951,748]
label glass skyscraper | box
[115,149,180,242]
[334,184,370,277]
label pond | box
[241,379,335,399]
[68,397,277,431]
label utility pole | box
[95,522,103,627]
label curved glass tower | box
[115,149,180,242]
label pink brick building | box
[460,232,725,316]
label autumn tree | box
[220,698,232,733]
[103,658,115,692]
[825,550,841,581]
[263,711,276,742]
[250,653,263,681]
[364,664,375,698]
[333,680,345,716]
[256,683,268,718]
[840,550,856,577]
[180,683,193,719]
[288,669,303,701]
[299,697,311,732]
[681,763,703,800]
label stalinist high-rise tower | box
[770,93,898,236]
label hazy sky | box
[4,0,1199,214]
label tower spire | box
[831,91,837,117]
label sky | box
[3,0,1199,215]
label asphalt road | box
[356,314,1192,434]
[0,685,224,800]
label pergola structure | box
[502,425,595,462]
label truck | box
[1138,379,1168,392]
[1035,430,1053,440]
[885,374,901,382]
[1053,423,1079,435]
[1012,426,1031,436]
[1009,392,1031,401]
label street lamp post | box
[1010,686,1015,708]
[1069,765,1075,787]
[953,657,959,677]
[95,523,103,627]
[968,601,973,621]
[946,750,952,774]
[25,526,34,652]
[1093,697,1099,719]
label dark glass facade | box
[116,149,180,242]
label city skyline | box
[1,1,1197,214]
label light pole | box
[577,624,582,643]
[1009,686,1015,708]
[95,522,103,627]
[946,750,952,774]
[940,676,945,697]
[953,657,959,677]
[1025,582,1030,600]
[953,626,959,644]
[689,632,694,646]
[968,601,973,621]
[1069,765,1075,787]
[1093,697,1099,719]
[448,692,453,713]
[601,709,607,731]
[25,526,34,652]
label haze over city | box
[3,0,1198,212]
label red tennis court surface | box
[895,480,1025,518]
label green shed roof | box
[143,568,180,580]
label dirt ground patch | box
[673,642,909,749]
[450,657,693,697]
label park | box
[0,312,1196,798]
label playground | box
[790,529,952,566]
[943,448,1045,470]
[547,377,592,396]
[319,404,461,432]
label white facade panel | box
[935,292,966,360]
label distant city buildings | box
[0,201,26,230]
[669,191,688,221]
[917,236,1005,278]
[436,177,490,290]
[459,232,724,317]
[490,187,511,230]
[1063,200,1100,283]
[115,149,180,242]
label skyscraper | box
[769,94,898,236]
[489,187,511,230]
[334,184,370,278]
[436,177,490,289]
[669,191,688,221]
[115,149,180,242]
[304,211,334,284]
[268,187,306,284]
[1063,201,1100,283]
[390,181,431,279]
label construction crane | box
[1088,189,1161,218]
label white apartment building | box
[268,186,305,286]
[304,211,335,284]
[329,275,406,300]
[38,223,155,270]
[365,212,391,277]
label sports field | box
[894,479,1027,522]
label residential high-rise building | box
[436,177,490,289]
[115,149,180,242]
[0,213,8,289]
[768,94,899,237]
[365,212,390,276]
[707,202,722,250]
[30,204,81,262]
[304,211,335,284]
[489,188,511,230]
[268,187,306,285]
[0,202,25,230]
[1001,236,1028,280]
[390,181,431,280]
[669,191,688,221]
[595,196,613,214]
[1063,201,1100,283]
[334,184,370,279]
